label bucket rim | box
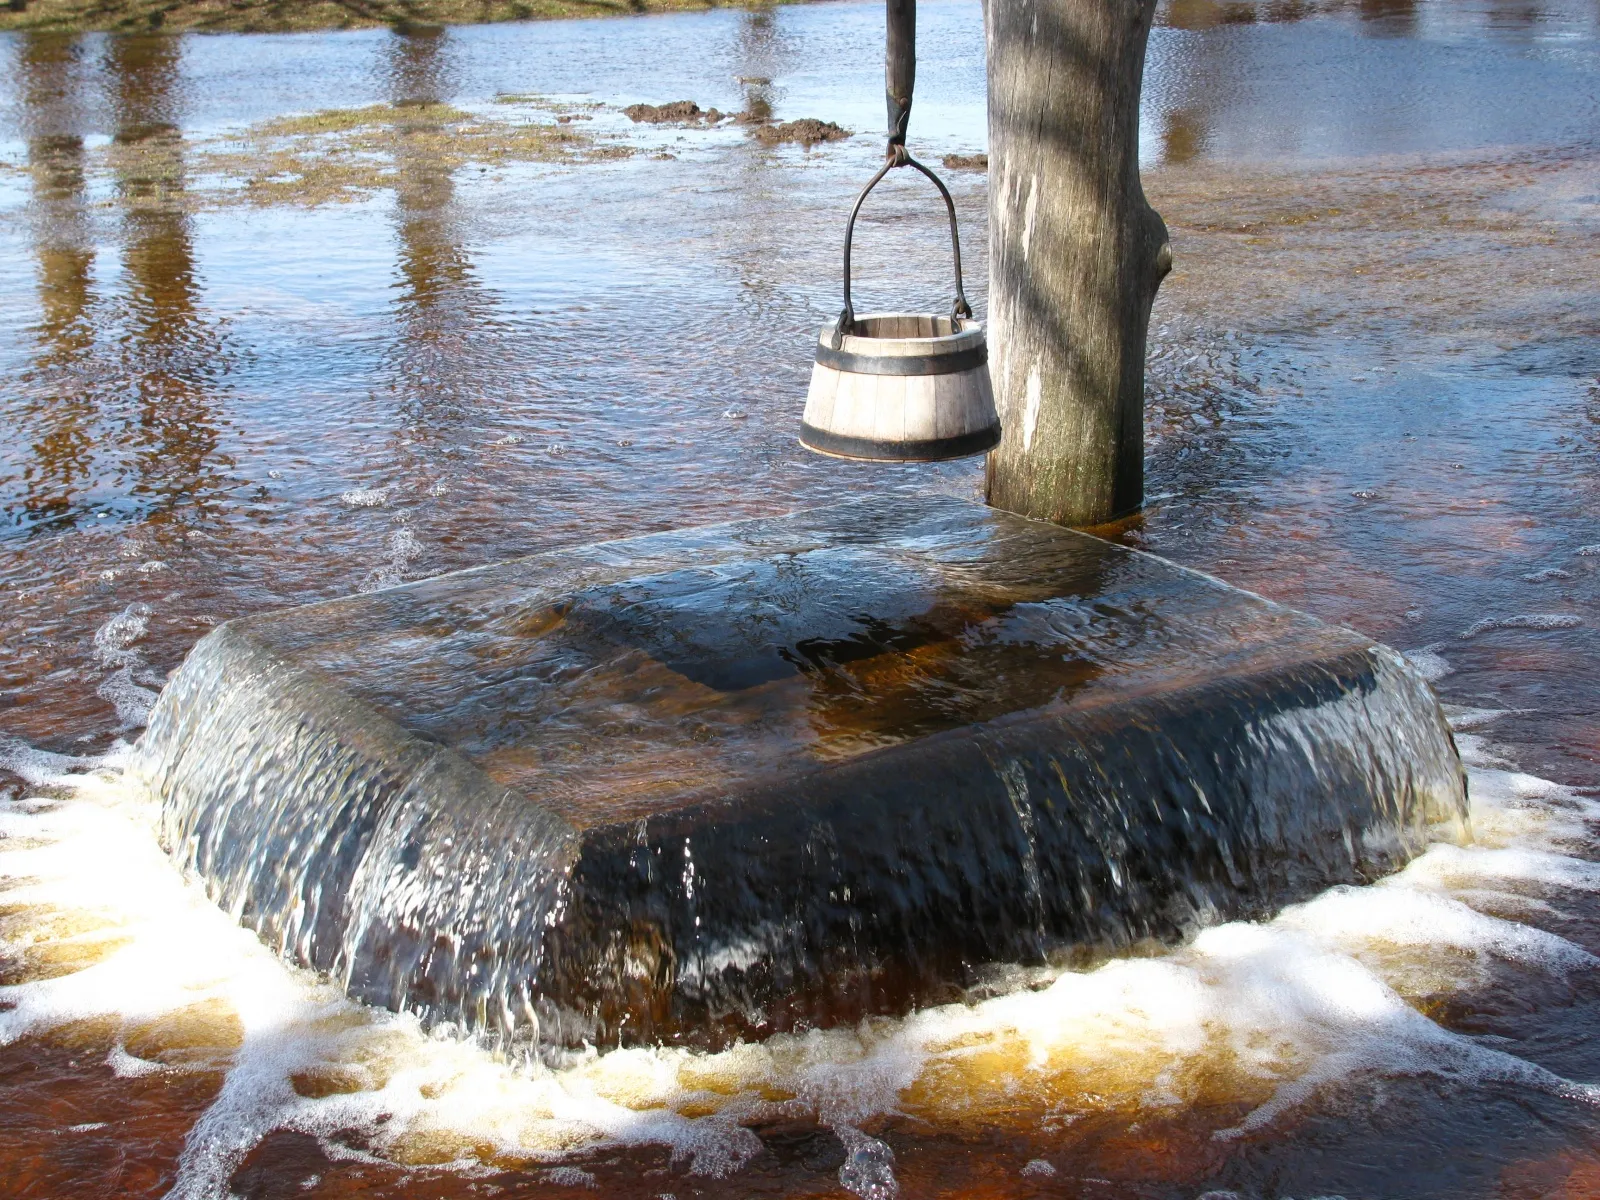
[816,312,984,356]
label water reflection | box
[1483,0,1550,41]
[1146,0,1600,163]
[1156,0,1599,38]
[1159,0,1422,28]
[726,8,798,317]
[1161,106,1209,164]
[105,35,231,527]
[1163,0,1265,28]
[733,7,783,123]
[384,26,492,433]
[15,33,97,532]
[1356,0,1419,36]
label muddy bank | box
[0,0,801,34]
[942,152,987,170]
[623,100,850,145]
[1147,147,1599,366]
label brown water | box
[2,0,1600,1195]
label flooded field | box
[2,0,1599,1195]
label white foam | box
[0,737,123,788]
[1401,644,1452,682]
[360,528,424,593]
[92,604,159,731]
[1279,875,1598,980]
[93,604,150,662]
[1461,613,1583,638]
[3,718,1599,1194]
[542,1166,597,1187]
[1444,708,1515,732]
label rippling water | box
[2,0,1599,1195]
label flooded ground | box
[1,0,1599,1194]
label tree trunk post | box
[983,0,1172,526]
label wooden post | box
[885,0,915,149]
[983,0,1172,526]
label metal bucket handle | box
[831,151,973,350]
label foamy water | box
[3,695,1598,1198]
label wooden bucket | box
[800,313,1000,461]
[799,151,1001,463]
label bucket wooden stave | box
[801,312,1000,462]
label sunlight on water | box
[3,703,1595,1197]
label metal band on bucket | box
[799,422,1000,462]
[814,342,987,377]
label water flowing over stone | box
[133,494,1467,1050]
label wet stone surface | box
[140,493,1464,1049]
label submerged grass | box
[194,99,628,206]
[1137,146,1600,460]
[0,90,852,212]
[0,0,795,34]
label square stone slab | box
[138,494,1464,1049]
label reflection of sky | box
[3,0,1597,171]
[1142,3,1600,164]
